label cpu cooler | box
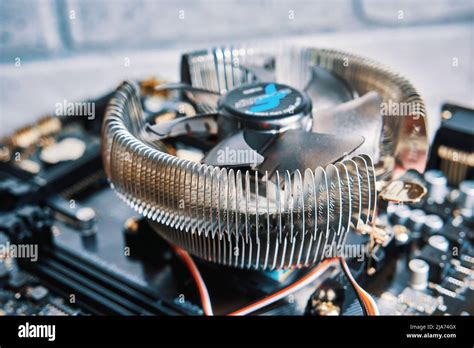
[101,45,428,270]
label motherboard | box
[0,48,473,317]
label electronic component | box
[428,103,474,185]
[379,180,427,204]
[1,45,473,319]
[40,137,86,164]
[428,235,450,252]
[306,279,344,316]
[407,209,426,233]
[27,286,49,303]
[398,287,443,315]
[424,169,448,204]
[408,258,430,290]
[417,245,450,283]
[102,46,428,270]
[441,224,468,250]
[46,196,96,233]
[458,180,474,219]
[389,204,412,225]
[423,214,444,235]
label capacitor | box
[407,209,426,232]
[389,205,411,225]
[423,214,444,235]
[408,258,430,290]
[428,235,450,252]
[458,180,474,219]
[393,224,410,245]
[77,207,96,226]
[46,196,96,234]
[424,169,448,204]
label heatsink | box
[101,45,428,270]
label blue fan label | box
[223,82,307,118]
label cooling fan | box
[101,46,428,270]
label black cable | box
[339,258,369,316]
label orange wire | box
[340,258,378,315]
[173,246,214,315]
[173,244,378,316]
[228,257,339,316]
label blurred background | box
[0,0,473,140]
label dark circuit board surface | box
[0,92,473,316]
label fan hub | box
[219,82,312,133]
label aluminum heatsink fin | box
[150,155,377,270]
[312,91,383,161]
[102,81,378,270]
[181,47,273,93]
[103,44,429,270]
[180,46,429,177]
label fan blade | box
[258,129,364,175]
[201,130,269,167]
[312,91,383,160]
[146,113,218,140]
[305,66,355,111]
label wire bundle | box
[339,258,379,316]
[174,245,379,316]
